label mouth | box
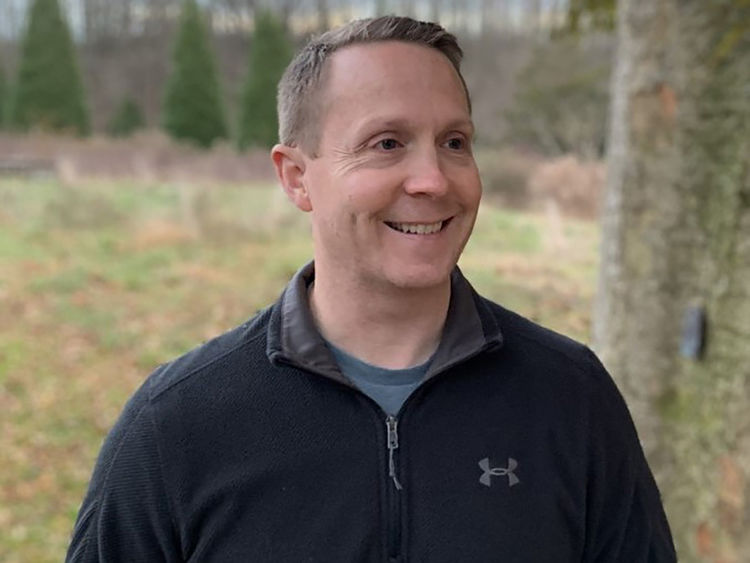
[384,218,453,235]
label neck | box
[309,266,451,370]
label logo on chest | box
[478,457,520,487]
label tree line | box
[0,0,293,149]
[1,0,610,154]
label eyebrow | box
[353,116,475,138]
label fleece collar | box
[266,262,503,386]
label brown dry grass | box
[0,139,602,561]
[1,133,605,220]
[475,147,604,219]
[0,131,275,185]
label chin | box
[379,261,455,291]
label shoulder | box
[84,305,276,495]
[479,296,601,379]
[144,305,273,402]
[478,298,643,444]
[80,305,274,483]
[473,295,632,425]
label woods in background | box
[1,0,296,148]
[0,0,608,154]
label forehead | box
[319,40,470,120]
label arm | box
[66,379,181,562]
[582,348,677,562]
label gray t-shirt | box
[326,341,431,416]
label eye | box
[376,138,401,151]
[445,137,466,150]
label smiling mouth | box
[384,218,452,235]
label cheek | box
[351,170,402,207]
[445,164,481,204]
[463,165,483,200]
[471,178,483,206]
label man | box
[67,16,676,562]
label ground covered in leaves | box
[0,178,598,561]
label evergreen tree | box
[10,0,89,135]
[163,0,227,148]
[0,65,7,128]
[107,98,145,137]
[237,10,293,150]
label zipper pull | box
[386,416,403,491]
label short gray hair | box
[277,16,470,155]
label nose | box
[402,147,449,198]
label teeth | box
[388,221,444,235]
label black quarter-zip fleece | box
[67,262,676,562]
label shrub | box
[108,98,145,137]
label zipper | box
[386,416,403,490]
[386,415,403,561]
[275,352,494,561]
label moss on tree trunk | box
[594,1,749,560]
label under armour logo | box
[478,457,520,487]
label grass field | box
[0,177,599,561]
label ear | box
[271,144,312,212]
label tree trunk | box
[83,0,100,42]
[497,0,513,31]
[595,0,750,561]
[278,0,295,32]
[375,0,388,17]
[429,0,441,23]
[402,0,415,17]
[480,0,494,36]
[526,0,542,33]
[118,0,133,37]
[316,0,329,32]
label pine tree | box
[163,0,227,148]
[10,0,89,135]
[237,10,293,150]
[107,98,145,137]
[0,65,7,128]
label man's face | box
[295,41,481,291]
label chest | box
[162,370,589,562]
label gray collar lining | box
[271,262,503,384]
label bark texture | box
[594,1,749,561]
